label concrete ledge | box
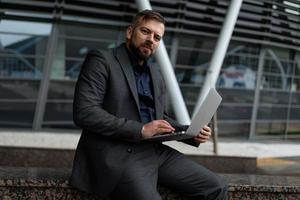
[0,169,299,200]
[2,146,300,178]
[0,146,257,174]
[1,179,299,200]
[0,145,300,199]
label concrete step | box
[0,146,300,199]
[2,146,300,176]
[0,167,299,200]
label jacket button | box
[127,148,132,153]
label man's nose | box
[146,33,155,43]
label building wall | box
[0,0,299,139]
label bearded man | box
[70,9,228,200]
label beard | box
[129,40,153,61]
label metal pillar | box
[135,0,191,125]
[212,114,219,154]
[33,23,59,130]
[249,49,267,139]
[193,0,243,117]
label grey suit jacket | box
[70,44,194,197]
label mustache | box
[142,41,153,49]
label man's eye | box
[141,29,149,34]
[155,36,161,41]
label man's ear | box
[126,26,133,40]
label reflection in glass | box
[255,122,286,136]
[257,106,288,120]
[0,20,51,128]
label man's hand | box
[194,125,211,144]
[141,120,175,139]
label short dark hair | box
[131,9,165,29]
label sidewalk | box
[165,139,300,158]
[0,129,300,157]
[165,140,300,176]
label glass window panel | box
[43,102,73,123]
[0,101,35,128]
[180,85,201,104]
[281,61,294,76]
[0,79,40,99]
[291,92,300,105]
[218,89,254,104]
[289,107,300,120]
[286,122,300,136]
[0,55,44,79]
[292,78,300,92]
[257,106,288,120]
[175,68,206,85]
[217,64,256,90]
[218,105,252,120]
[65,59,84,79]
[59,25,121,41]
[50,58,84,80]
[161,32,172,46]
[1,34,49,56]
[259,91,290,104]
[179,36,215,49]
[176,49,212,65]
[46,25,123,128]
[218,122,250,138]
[262,73,286,89]
[255,122,286,136]
[263,59,281,73]
[186,104,194,116]
[0,20,51,129]
[48,80,76,99]
[0,20,51,56]
[223,54,259,72]
[0,20,51,34]
[56,38,116,60]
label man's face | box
[126,19,165,61]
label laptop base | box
[141,131,194,142]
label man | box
[70,10,228,200]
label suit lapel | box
[150,65,163,119]
[114,45,140,110]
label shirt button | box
[127,148,132,153]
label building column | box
[33,23,59,130]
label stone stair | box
[0,168,299,200]
[0,147,299,199]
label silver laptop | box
[142,88,222,142]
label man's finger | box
[197,133,210,139]
[156,120,175,130]
[159,120,174,127]
[200,131,211,137]
[154,127,174,134]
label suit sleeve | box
[73,50,143,143]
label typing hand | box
[194,125,211,144]
[141,120,175,139]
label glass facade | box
[0,20,51,127]
[0,0,299,140]
[43,25,123,128]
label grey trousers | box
[110,143,228,200]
